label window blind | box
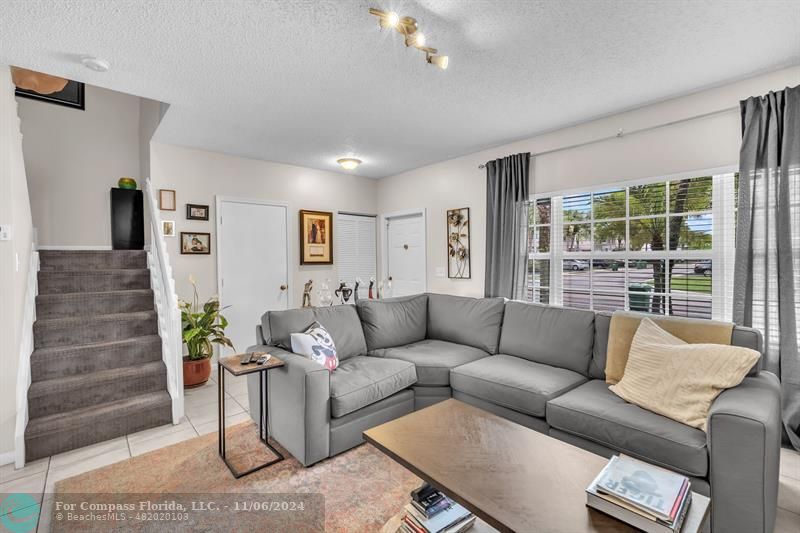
[335,213,377,301]
[527,171,738,320]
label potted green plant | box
[180,276,234,388]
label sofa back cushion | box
[427,293,505,353]
[591,311,763,380]
[499,301,594,375]
[264,305,367,360]
[356,294,427,351]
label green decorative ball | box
[118,177,137,190]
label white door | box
[217,199,288,354]
[385,212,426,297]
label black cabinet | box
[110,188,144,250]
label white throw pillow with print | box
[290,321,339,371]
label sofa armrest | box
[707,371,781,533]
[245,344,331,466]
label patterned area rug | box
[54,422,420,532]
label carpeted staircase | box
[25,250,173,461]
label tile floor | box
[0,369,253,532]
[2,373,800,532]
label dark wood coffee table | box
[364,399,709,533]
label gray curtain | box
[734,84,800,449]
[485,153,530,299]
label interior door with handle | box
[218,199,288,354]
[385,212,426,297]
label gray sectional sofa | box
[247,293,781,533]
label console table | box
[218,353,284,478]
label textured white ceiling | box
[1,0,798,178]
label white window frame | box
[527,166,738,320]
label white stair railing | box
[144,178,184,423]
[14,246,38,468]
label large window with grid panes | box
[526,170,738,321]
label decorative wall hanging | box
[12,66,85,110]
[186,203,209,220]
[159,189,176,211]
[181,232,210,254]
[447,207,471,278]
[162,220,175,237]
[299,210,333,264]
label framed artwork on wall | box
[186,203,209,220]
[299,210,333,264]
[181,232,211,254]
[159,189,176,211]
[162,220,175,237]
[447,207,471,279]
[13,66,85,110]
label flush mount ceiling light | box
[369,8,449,70]
[81,56,110,72]
[337,157,362,170]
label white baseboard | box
[0,450,15,467]
[37,245,113,250]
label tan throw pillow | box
[609,318,759,431]
[605,311,733,384]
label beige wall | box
[17,84,142,247]
[0,66,34,459]
[150,142,378,309]
[377,66,800,298]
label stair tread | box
[29,361,166,396]
[37,288,154,299]
[35,310,157,327]
[31,334,162,357]
[39,268,149,274]
[26,391,171,437]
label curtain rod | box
[477,105,739,169]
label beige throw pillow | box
[605,311,733,384]
[609,318,759,431]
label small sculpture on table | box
[368,277,375,299]
[302,279,313,308]
[334,281,353,305]
[353,278,362,304]
[318,279,333,306]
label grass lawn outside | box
[643,274,711,294]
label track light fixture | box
[369,8,448,70]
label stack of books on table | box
[398,483,475,533]
[586,454,692,533]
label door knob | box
[388,276,393,281]
[280,284,287,291]
[403,244,409,250]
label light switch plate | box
[0,224,11,241]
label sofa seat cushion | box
[330,356,417,418]
[450,354,587,418]
[546,380,708,477]
[376,339,489,386]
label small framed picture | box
[186,203,209,221]
[159,189,176,211]
[299,210,333,265]
[162,220,176,237]
[181,232,211,255]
